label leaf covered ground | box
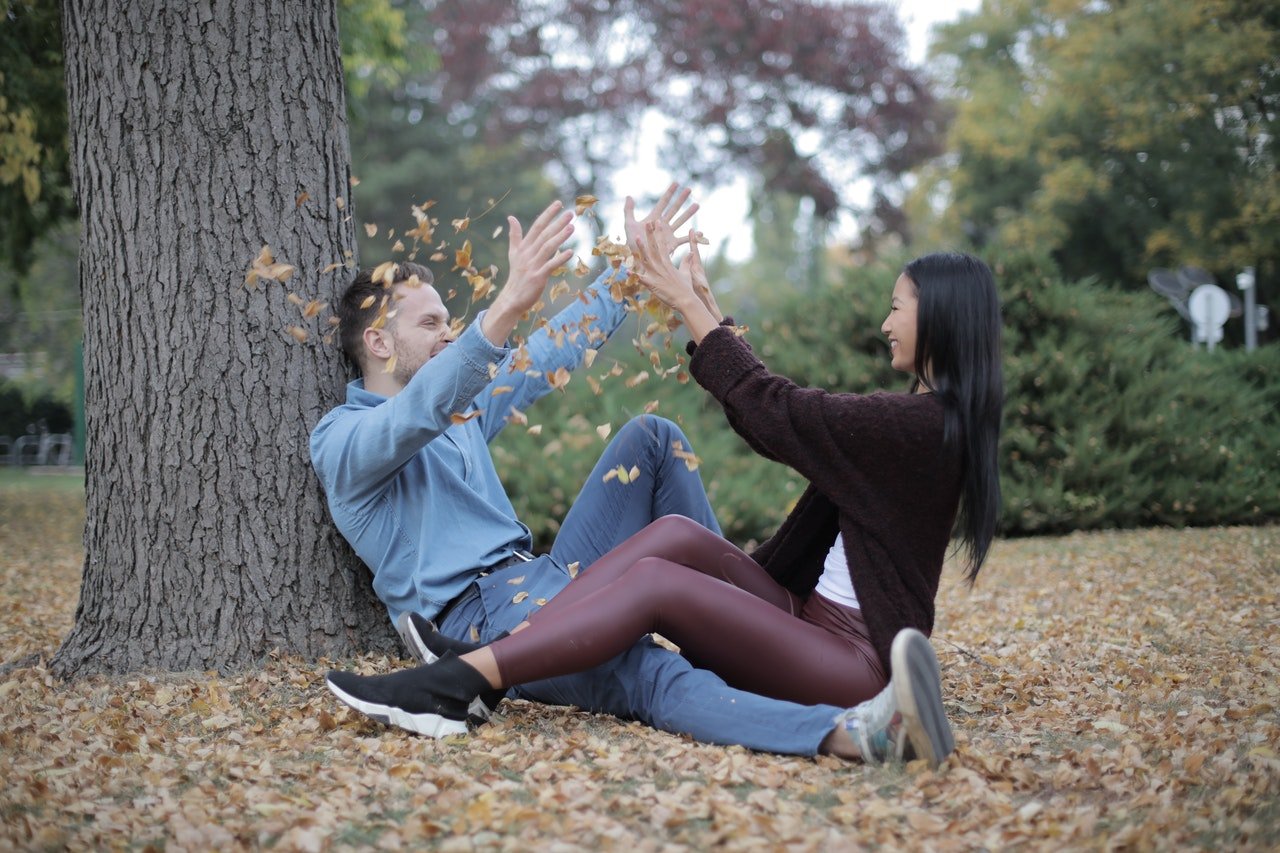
[1,480,1276,851]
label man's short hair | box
[337,262,435,369]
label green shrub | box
[491,257,1279,547]
[0,378,74,438]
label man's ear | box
[362,325,393,362]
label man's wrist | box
[481,297,522,346]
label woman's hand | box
[633,225,722,344]
[682,232,724,322]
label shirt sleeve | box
[474,266,631,442]
[688,324,927,501]
[310,321,508,505]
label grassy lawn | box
[0,466,84,494]
[1,478,1276,850]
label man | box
[311,189,944,764]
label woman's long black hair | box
[903,252,1004,583]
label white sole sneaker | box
[890,628,954,768]
[325,677,468,738]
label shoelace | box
[835,686,910,765]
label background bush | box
[0,379,74,439]
[494,258,1280,551]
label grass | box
[0,466,84,493]
[1,477,1277,851]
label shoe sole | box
[393,613,496,723]
[890,629,954,768]
[325,677,468,739]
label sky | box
[593,0,982,262]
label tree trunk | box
[53,0,396,676]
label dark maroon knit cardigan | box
[688,323,962,675]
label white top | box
[814,534,860,609]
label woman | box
[327,213,1004,768]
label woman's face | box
[881,273,919,376]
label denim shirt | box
[310,269,631,624]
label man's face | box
[383,282,452,389]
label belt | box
[436,549,536,625]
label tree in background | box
[0,0,74,276]
[52,0,392,676]
[398,0,943,248]
[915,0,1279,299]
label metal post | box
[1236,267,1257,353]
[74,340,85,465]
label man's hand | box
[482,201,575,346]
[624,183,698,265]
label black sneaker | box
[396,611,481,664]
[325,652,489,738]
[395,612,507,722]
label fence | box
[0,432,75,467]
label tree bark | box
[53,0,396,676]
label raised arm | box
[480,201,576,347]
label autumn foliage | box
[414,0,941,237]
[2,479,1276,848]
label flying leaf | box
[453,217,470,233]
[506,575,526,585]
[302,300,326,318]
[546,367,571,391]
[527,424,543,435]
[644,400,660,414]
[286,326,308,343]
[454,240,473,271]
[567,561,580,578]
[513,591,529,604]
[383,354,397,374]
[406,203,436,244]
[574,257,591,277]
[575,194,598,215]
[549,280,571,301]
[672,440,701,471]
[295,191,310,207]
[582,348,598,368]
[625,371,650,388]
[469,272,494,301]
[372,261,398,287]
[450,410,483,424]
[507,408,528,426]
[490,385,514,396]
[596,423,612,441]
[359,295,376,309]
[364,223,377,238]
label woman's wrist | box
[680,300,721,344]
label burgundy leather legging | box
[489,515,888,707]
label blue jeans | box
[438,415,841,755]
